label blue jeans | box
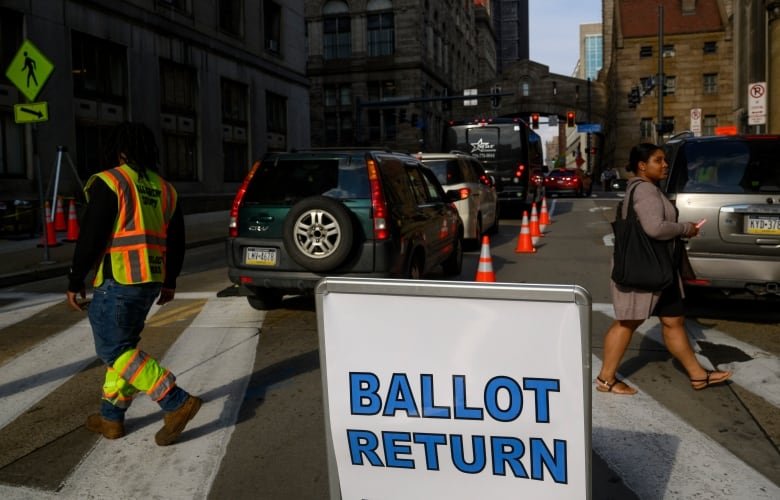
[88,279,188,421]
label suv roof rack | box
[667,130,695,142]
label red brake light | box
[366,158,389,240]
[229,161,261,238]
[458,187,471,200]
[515,163,526,177]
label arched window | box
[367,0,394,57]
[323,1,351,59]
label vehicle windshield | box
[243,155,370,204]
[674,139,780,194]
[422,159,464,186]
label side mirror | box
[446,190,462,202]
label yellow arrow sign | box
[13,102,49,123]
[5,40,55,102]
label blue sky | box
[528,0,602,76]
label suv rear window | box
[668,139,780,194]
[423,159,465,185]
[244,155,370,203]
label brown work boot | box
[155,395,202,446]
[85,414,125,439]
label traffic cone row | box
[539,196,552,228]
[37,201,62,248]
[474,235,496,282]
[64,198,80,242]
[529,202,543,246]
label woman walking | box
[596,143,732,395]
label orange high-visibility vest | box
[86,164,178,286]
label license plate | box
[244,247,277,266]
[745,215,780,235]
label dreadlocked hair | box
[102,122,160,178]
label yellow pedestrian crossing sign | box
[14,102,49,123]
[5,40,55,102]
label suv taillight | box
[515,163,526,177]
[229,161,261,238]
[366,158,389,240]
[458,187,471,200]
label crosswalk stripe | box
[54,296,264,499]
[591,355,780,498]
[592,302,780,408]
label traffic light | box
[566,111,575,127]
[491,86,501,108]
[531,113,540,129]
[627,87,641,108]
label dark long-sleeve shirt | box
[67,177,185,292]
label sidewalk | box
[0,211,229,288]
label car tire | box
[247,290,283,310]
[283,196,354,272]
[442,236,463,276]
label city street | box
[0,196,778,499]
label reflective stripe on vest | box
[113,349,176,402]
[86,164,178,286]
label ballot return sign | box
[315,278,592,500]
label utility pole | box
[656,4,665,143]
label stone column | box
[767,1,780,133]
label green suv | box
[226,150,464,309]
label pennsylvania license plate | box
[745,215,780,235]
[244,247,277,266]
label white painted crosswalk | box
[0,295,777,498]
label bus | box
[442,118,544,207]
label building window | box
[71,31,128,179]
[662,116,675,135]
[703,41,717,54]
[323,1,351,60]
[219,0,243,37]
[639,45,653,58]
[703,73,718,94]
[703,115,717,136]
[264,0,281,53]
[160,60,198,181]
[367,80,396,142]
[367,12,394,57]
[640,118,653,139]
[640,77,654,96]
[221,79,248,182]
[663,75,676,96]
[156,0,188,13]
[521,81,530,97]
[662,44,675,57]
[583,34,603,80]
[323,84,353,145]
[266,91,287,151]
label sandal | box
[690,370,732,390]
[595,376,637,395]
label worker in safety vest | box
[66,121,201,446]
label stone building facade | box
[305,0,496,152]
[603,0,735,171]
[0,0,309,212]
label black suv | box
[662,133,780,296]
[226,150,464,309]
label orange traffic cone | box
[475,235,496,282]
[530,202,543,246]
[539,196,552,228]
[54,196,67,231]
[38,201,61,248]
[515,211,536,253]
[64,199,80,242]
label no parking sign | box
[316,278,592,499]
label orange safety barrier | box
[474,235,496,282]
[515,211,536,253]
